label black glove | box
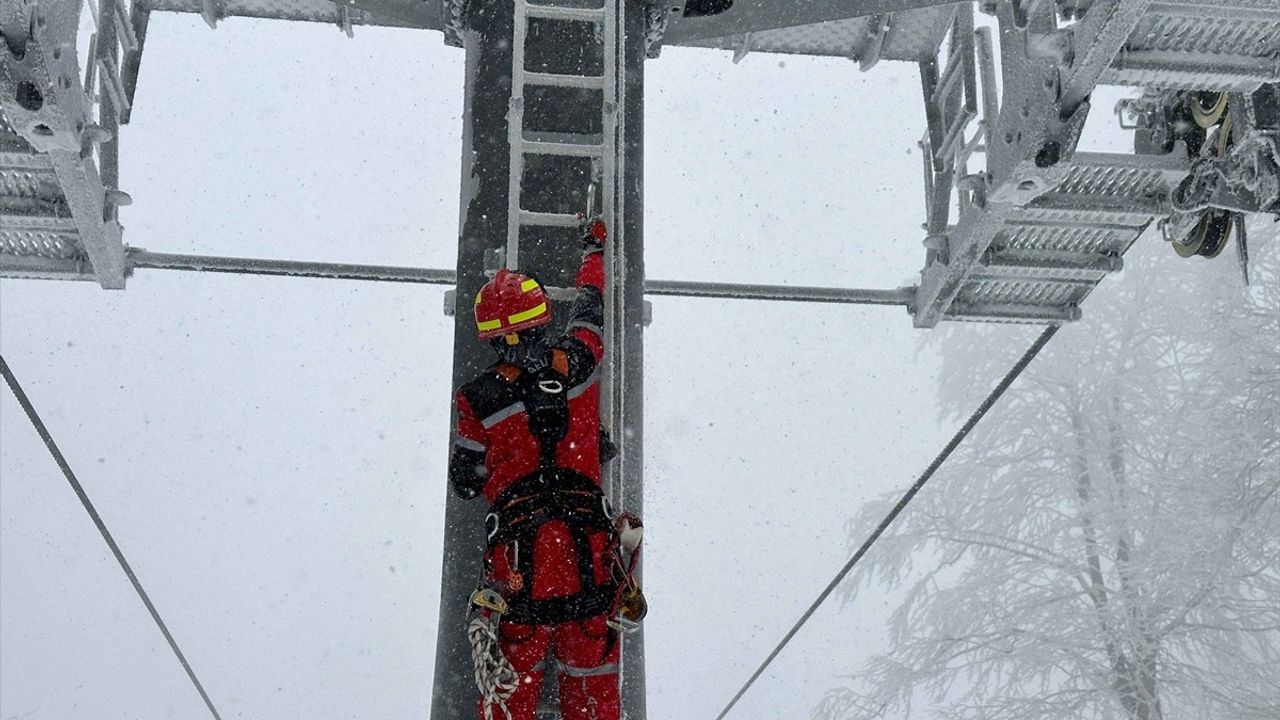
[599,428,619,464]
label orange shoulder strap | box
[551,349,570,377]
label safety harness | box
[483,354,619,625]
[468,352,644,715]
[487,468,617,624]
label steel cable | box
[1,355,225,720]
[714,324,1060,720]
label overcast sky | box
[2,12,1137,720]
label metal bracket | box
[200,0,219,29]
[337,4,354,38]
[1059,0,1154,114]
[1235,214,1250,285]
[484,245,505,275]
[730,32,751,64]
[643,2,673,59]
[858,14,891,72]
[442,0,467,47]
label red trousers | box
[480,614,620,720]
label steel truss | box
[905,0,1278,326]
[1,0,138,289]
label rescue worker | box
[449,218,635,720]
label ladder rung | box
[524,3,605,23]
[523,71,606,90]
[519,210,581,227]
[543,285,580,302]
[522,139,603,158]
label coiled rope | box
[468,610,520,720]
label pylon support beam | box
[4,249,921,310]
[432,2,648,717]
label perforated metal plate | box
[945,152,1189,323]
[0,215,83,260]
[0,147,84,261]
[1104,0,1280,91]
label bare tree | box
[817,229,1280,720]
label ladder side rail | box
[505,0,530,269]
[601,0,623,508]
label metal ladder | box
[505,0,624,270]
[504,5,636,716]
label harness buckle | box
[607,583,646,634]
[471,587,510,616]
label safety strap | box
[551,349,569,376]
[493,357,571,469]
[487,469,618,624]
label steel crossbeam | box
[137,0,965,41]
[140,0,439,32]
[1,249,924,312]
[657,0,964,44]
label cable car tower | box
[2,1,1278,718]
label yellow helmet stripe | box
[507,302,548,326]
[476,318,503,332]
[520,278,541,293]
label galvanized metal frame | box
[1,0,128,289]
[657,0,961,45]
[140,0,441,33]
[1101,0,1280,91]
[1059,0,1155,112]
[914,0,1130,326]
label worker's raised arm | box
[553,219,607,381]
[565,251,605,353]
[447,392,488,499]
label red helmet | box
[473,269,551,340]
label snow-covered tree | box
[817,227,1280,720]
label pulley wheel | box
[1197,211,1233,258]
[1172,221,1205,257]
[1192,91,1228,129]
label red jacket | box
[449,251,612,621]
[450,250,605,500]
